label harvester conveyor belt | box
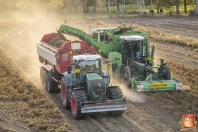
[60,24,119,58]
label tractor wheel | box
[40,67,47,89]
[120,66,131,88]
[71,90,87,119]
[61,79,70,109]
[108,87,124,116]
[159,65,171,80]
[46,70,59,93]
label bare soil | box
[0,50,72,132]
[0,15,198,132]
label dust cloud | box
[120,84,147,103]
[0,2,69,88]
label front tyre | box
[71,90,87,119]
[159,65,171,80]
[120,66,131,88]
[108,87,124,116]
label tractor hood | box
[86,73,106,101]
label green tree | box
[175,0,180,15]
[184,0,187,13]
[80,0,96,13]
[196,0,198,14]
[115,0,121,13]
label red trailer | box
[37,32,127,119]
[37,33,96,92]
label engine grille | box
[89,79,105,96]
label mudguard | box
[102,71,110,85]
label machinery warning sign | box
[150,83,168,88]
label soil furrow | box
[0,17,197,132]
[0,110,34,132]
[125,103,180,132]
[123,107,157,132]
[155,50,197,69]
[47,93,83,132]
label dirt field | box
[0,15,198,132]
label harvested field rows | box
[0,16,198,132]
[0,50,73,131]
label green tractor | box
[59,24,182,92]
[61,54,127,119]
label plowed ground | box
[0,15,198,132]
[0,48,72,132]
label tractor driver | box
[79,60,97,74]
[128,41,141,59]
[75,60,101,86]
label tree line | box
[0,0,196,15]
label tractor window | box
[79,60,101,75]
[127,40,142,59]
[93,32,98,40]
[100,31,108,42]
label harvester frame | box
[57,23,182,92]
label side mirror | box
[112,63,118,72]
[150,45,155,59]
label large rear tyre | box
[61,79,70,109]
[120,66,131,88]
[108,87,124,116]
[159,65,171,80]
[71,90,87,119]
[46,70,59,93]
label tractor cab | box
[72,55,102,87]
[72,55,110,101]
[119,35,147,65]
[92,30,108,42]
[90,27,116,43]
[78,60,101,75]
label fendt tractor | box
[57,23,182,92]
[37,32,127,119]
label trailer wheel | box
[46,70,59,93]
[71,90,87,119]
[159,65,171,80]
[61,79,70,109]
[108,87,124,116]
[120,66,131,88]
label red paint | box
[40,33,96,74]
[71,96,77,113]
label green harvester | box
[59,24,182,92]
